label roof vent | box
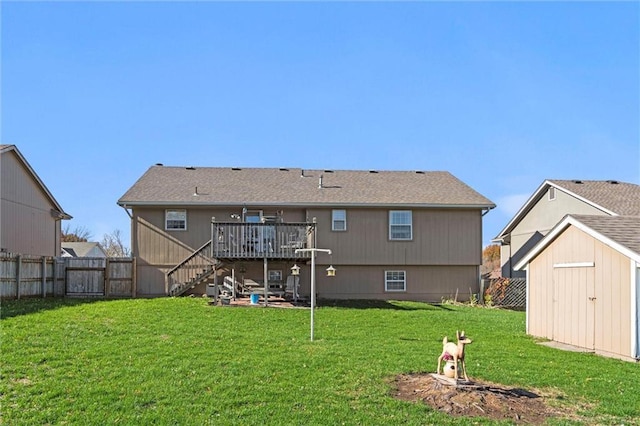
[279,168,289,171]
[155,163,163,166]
[572,180,583,184]
[231,167,242,171]
[415,170,425,174]
[186,166,196,170]
[369,170,378,174]
[607,180,619,184]
[324,170,334,173]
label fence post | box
[480,279,488,304]
[15,254,22,299]
[105,258,110,298]
[41,256,47,298]
[132,257,137,298]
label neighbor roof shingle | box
[548,180,640,216]
[118,166,495,208]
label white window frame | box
[385,270,406,292]
[332,209,347,231]
[165,209,187,231]
[389,210,412,240]
[268,270,283,282]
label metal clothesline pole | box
[294,248,332,341]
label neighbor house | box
[493,180,640,278]
[514,214,640,361]
[1,144,71,256]
[118,166,495,301]
[61,242,107,258]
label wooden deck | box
[211,222,315,260]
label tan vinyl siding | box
[311,208,482,265]
[132,206,309,295]
[314,265,479,302]
[131,204,483,298]
[1,151,60,256]
[528,225,633,359]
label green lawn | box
[1,298,639,425]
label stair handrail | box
[166,239,215,279]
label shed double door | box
[552,266,596,350]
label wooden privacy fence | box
[0,252,136,299]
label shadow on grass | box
[318,299,454,311]
[0,297,107,319]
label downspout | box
[482,206,495,216]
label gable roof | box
[514,214,640,270]
[61,242,106,257]
[1,144,72,220]
[118,166,495,209]
[493,179,640,241]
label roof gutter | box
[117,201,497,209]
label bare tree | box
[101,229,131,257]
[62,224,93,242]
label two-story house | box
[118,165,495,301]
[1,144,71,257]
[493,179,640,278]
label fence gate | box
[65,258,106,296]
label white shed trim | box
[633,263,639,360]
[553,262,595,268]
[515,215,640,271]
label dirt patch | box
[393,373,577,424]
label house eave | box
[118,200,496,209]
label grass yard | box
[1,297,639,425]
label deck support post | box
[263,257,268,307]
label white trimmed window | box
[268,270,283,282]
[165,209,187,230]
[332,209,347,231]
[385,270,406,292]
[389,210,412,240]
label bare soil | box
[393,373,577,424]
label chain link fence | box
[483,277,526,310]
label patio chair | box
[284,275,300,301]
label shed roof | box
[514,214,640,270]
[118,166,495,209]
[494,179,640,241]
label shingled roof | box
[547,180,640,216]
[494,179,640,240]
[569,214,640,256]
[515,214,640,270]
[118,166,495,208]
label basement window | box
[385,270,406,292]
[165,209,187,231]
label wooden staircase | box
[166,240,222,297]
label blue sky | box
[2,1,639,248]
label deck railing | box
[211,221,315,259]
